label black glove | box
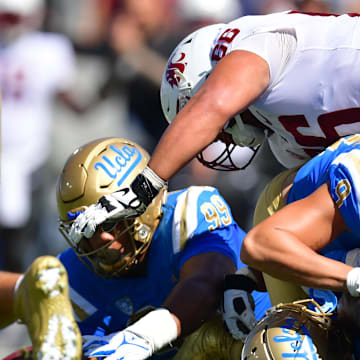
[222,267,258,342]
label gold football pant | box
[174,314,243,360]
[253,167,307,305]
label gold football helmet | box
[57,137,167,278]
[241,299,351,360]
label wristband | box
[131,167,167,206]
[142,167,167,191]
[346,267,360,297]
[127,308,178,352]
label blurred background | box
[0,0,359,356]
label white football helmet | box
[160,23,224,124]
[160,24,265,171]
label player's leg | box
[173,314,243,360]
[253,167,307,305]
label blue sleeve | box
[178,224,245,270]
[253,291,271,321]
[329,155,360,236]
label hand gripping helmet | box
[241,299,352,360]
[160,24,264,171]
[57,138,167,278]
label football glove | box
[83,308,177,360]
[346,267,360,297]
[69,167,166,243]
[222,267,258,342]
[82,329,153,360]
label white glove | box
[69,167,166,243]
[82,329,153,360]
[346,267,360,297]
[83,308,178,360]
[222,268,258,342]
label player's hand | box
[222,268,258,342]
[82,329,153,360]
[346,267,360,297]
[69,167,166,243]
[69,185,146,244]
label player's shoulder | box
[167,185,225,207]
[290,135,360,200]
[165,185,235,233]
[323,134,360,163]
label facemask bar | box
[196,141,261,171]
[58,219,150,278]
[270,298,333,328]
[176,85,192,115]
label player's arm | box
[241,182,352,292]
[148,50,270,181]
[0,272,21,328]
[83,251,237,360]
[163,251,236,337]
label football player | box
[69,11,360,262]
[239,134,360,357]
[55,137,271,360]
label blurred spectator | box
[176,0,243,31]
[0,0,87,272]
[87,0,181,153]
[336,0,360,13]
[295,0,334,12]
[255,0,297,14]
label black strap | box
[131,173,159,206]
[224,274,257,292]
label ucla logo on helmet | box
[94,144,143,187]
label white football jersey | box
[0,31,76,171]
[211,11,360,167]
[0,31,76,227]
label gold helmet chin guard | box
[57,137,167,278]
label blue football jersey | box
[59,185,270,337]
[287,134,360,260]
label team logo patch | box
[115,296,134,316]
[166,52,187,88]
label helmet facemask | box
[59,218,148,278]
[196,130,261,171]
[241,299,351,360]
